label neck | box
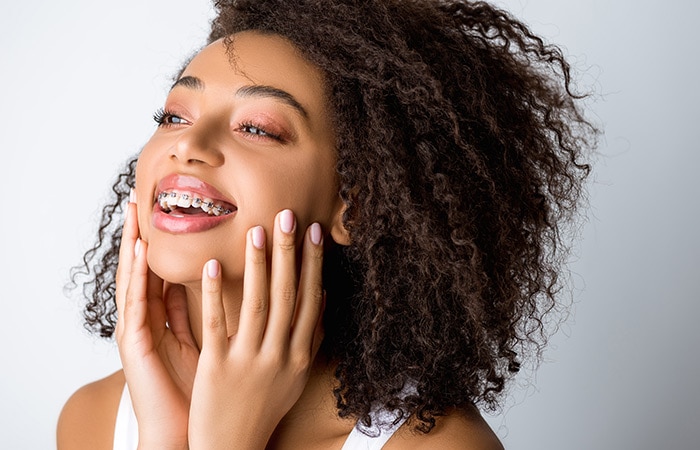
[269,356,356,448]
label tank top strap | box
[340,382,415,449]
[113,383,139,450]
[340,412,409,450]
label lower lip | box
[152,209,236,234]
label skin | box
[57,32,503,449]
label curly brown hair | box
[72,0,596,434]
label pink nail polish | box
[310,223,322,245]
[252,226,265,249]
[206,259,220,278]
[129,188,137,204]
[280,209,295,234]
[134,238,141,257]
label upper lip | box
[155,174,237,207]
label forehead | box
[180,32,327,112]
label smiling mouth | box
[157,190,237,217]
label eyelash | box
[152,108,283,141]
[237,122,282,141]
[153,108,185,127]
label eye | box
[153,108,189,127]
[238,122,282,141]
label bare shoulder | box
[384,404,504,450]
[57,370,125,450]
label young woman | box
[57,0,595,448]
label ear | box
[329,200,351,246]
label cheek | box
[289,163,340,229]
[133,140,164,242]
[240,173,320,229]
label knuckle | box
[246,294,268,314]
[261,348,286,367]
[250,251,266,265]
[123,292,137,307]
[206,314,226,331]
[289,352,312,375]
[278,284,297,304]
[166,298,186,313]
[204,284,219,296]
[276,236,296,252]
[307,284,323,303]
[308,245,324,262]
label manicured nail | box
[134,238,141,257]
[206,259,220,278]
[310,222,322,245]
[279,209,295,234]
[252,226,265,249]
[129,188,137,204]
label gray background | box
[0,0,698,448]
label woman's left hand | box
[188,210,325,450]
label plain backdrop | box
[1,1,698,448]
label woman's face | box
[135,32,344,288]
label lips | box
[151,174,237,233]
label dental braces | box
[157,191,234,216]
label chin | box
[145,232,246,286]
[147,245,207,285]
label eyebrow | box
[236,85,308,118]
[170,75,308,118]
[171,75,203,91]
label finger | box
[122,238,150,336]
[201,259,228,355]
[264,209,299,348]
[310,291,326,358]
[146,268,166,336]
[237,225,269,348]
[164,283,197,348]
[115,193,139,321]
[290,223,325,355]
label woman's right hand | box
[115,198,200,449]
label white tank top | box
[113,384,408,450]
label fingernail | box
[252,226,265,249]
[310,222,322,245]
[129,188,137,204]
[279,209,295,234]
[206,259,220,278]
[134,238,141,257]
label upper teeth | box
[158,191,234,216]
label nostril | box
[170,128,225,167]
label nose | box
[170,118,225,167]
